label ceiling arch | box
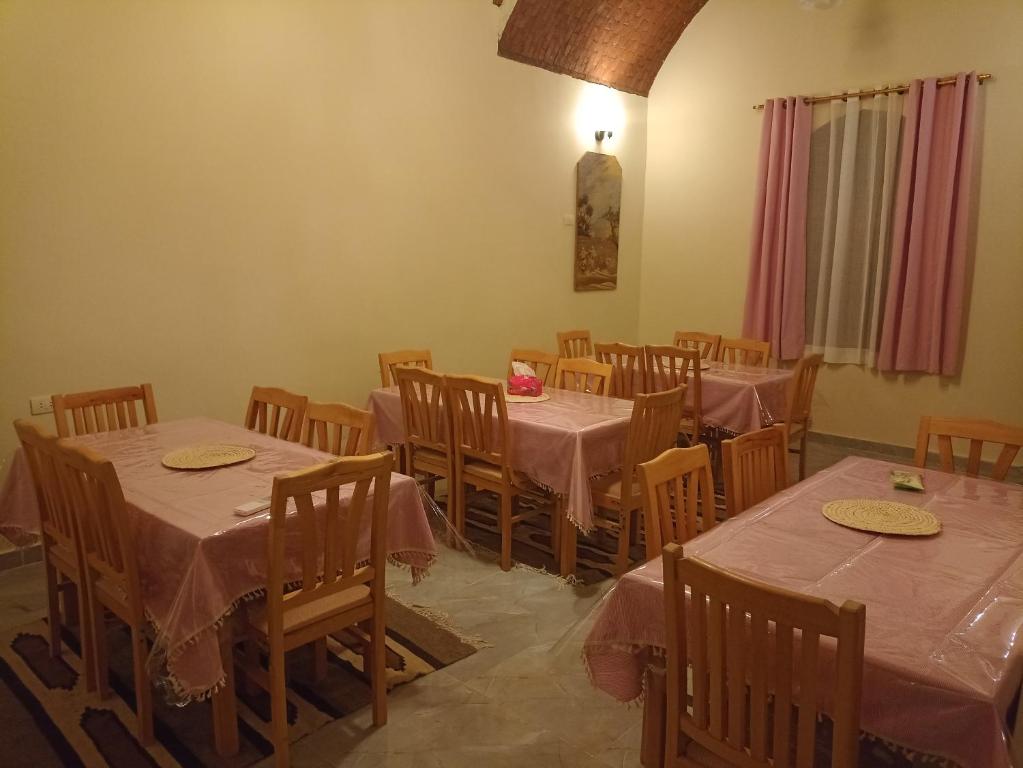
[497,0,709,97]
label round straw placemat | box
[822,498,940,536]
[505,392,551,403]
[162,444,256,471]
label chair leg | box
[550,497,562,562]
[559,514,577,578]
[44,564,61,659]
[91,595,110,699]
[615,509,632,577]
[269,643,289,768]
[131,624,154,745]
[76,580,96,693]
[370,608,387,726]
[312,638,328,682]
[799,431,808,480]
[499,492,513,571]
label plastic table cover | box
[368,385,634,531]
[583,456,1023,768]
[0,417,437,701]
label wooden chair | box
[662,544,866,768]
[556,329,593,359]
[447,375,544,571]
[673,331,721,361]
[239,452,393,768]
[645,344,704,444]
[507,348,560,386]
[14,421,95,689]
[54,439,153,744]
[394,366,452,504]
[378,349,433,388]
[52,384,158,438]
[638,445,716,561]
[590,387,686,576]
[914,417,1023,481]
[595,342,645,399]
[717,337,771,367]
[301,401,375,456]
[722,426,789,518]
[552,357,613,396]
[778,353,823,480]
[245,386,307,442]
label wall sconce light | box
[594,129,614,142]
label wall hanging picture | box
[575,151,621,291]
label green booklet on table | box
[890,470,925,492]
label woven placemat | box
[162,444,256,470]
[506,392,551,404]
[822,498,940,536]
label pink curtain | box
[742,97,812,361]
[877,73,978,375]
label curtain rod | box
[752,72,992,111]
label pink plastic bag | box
[507,375,543,397]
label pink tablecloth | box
[367,386,633,531]
[583,457,1023,768]
[699,361,791,434]
[0,417,437,701]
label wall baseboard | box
[809,431,1023,484]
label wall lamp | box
[594,130,614,142]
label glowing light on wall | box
[574,83,625,147]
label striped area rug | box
[0,598,479,767]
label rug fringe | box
[513,561,581,587]
[386,591,492,650]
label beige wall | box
[640,0,1023,449]
[0,0,647,466]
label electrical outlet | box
[30,395,53,415]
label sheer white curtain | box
[805,93,903,364]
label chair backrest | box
[552,357,613,396]
[662,544,865,768]
[302,401,375,457]
[52,384,158,438]
[507,348,560,386]
[13,420,78,556]
[245,386,308,442]
[446,375,512,478]
[722,426,789,518]
[914,416,1023,481]
[394,366,450,456]
[638,445,715,559]
[594,342,644,399]
[622,387,687,493]
[54,438,144,617]
[645,344,702,425]
[556,329,592,359]
[266,452,392,639]
[717,337,771,367]
[786,353,823,426]
[673,331,721,361]
[378,349,433,388]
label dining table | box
[367,384,634,575]
[681,360,793,435]
[0,416,437,756]
[583,456,1023,768]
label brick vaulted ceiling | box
[497,0,709,97]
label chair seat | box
[412,447,450,475]
[46,544,80,579]
[590,471,642,510]
[248,585,372,637]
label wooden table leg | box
[559,511,577,578]
[212,622,239,757]
[641,662,667,768]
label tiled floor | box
[0,438,912,767]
